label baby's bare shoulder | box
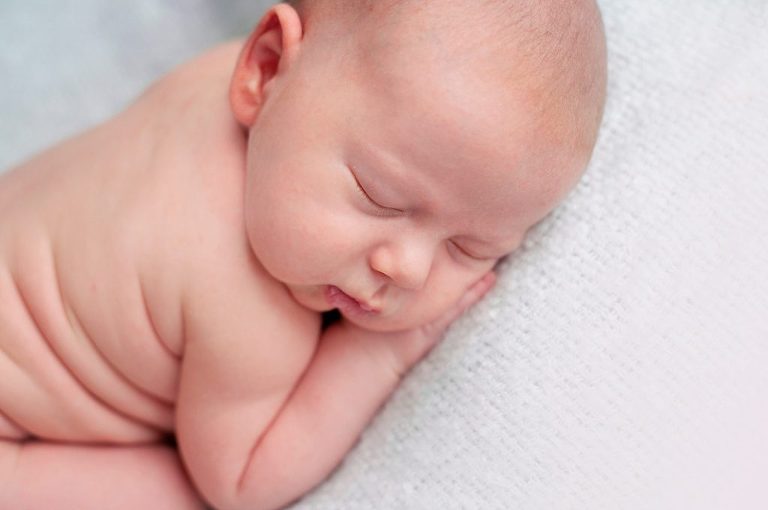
[136,40,244,111]
[182,251,321,393]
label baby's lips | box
[326,285,381,315]
[357,301,378,313]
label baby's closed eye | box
[447,240,498,263]
[347,164,404,217]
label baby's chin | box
[342,310,440,334]
[284,283,335,313]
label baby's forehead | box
[350,56,577,183]
[341,55,588,209]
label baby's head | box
[229,0,606,331]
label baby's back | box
[0,41,314,444]
[0,76,189,443]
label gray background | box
[0,0,267,171]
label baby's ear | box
[229,3,303,127]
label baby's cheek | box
[243,198,300,280]
[244,190,354,284]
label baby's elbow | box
[184,461,245,510]
[204,490,294,510]
[197,466,297,510]
[190,469,239,510]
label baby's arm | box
[176,272,495,510]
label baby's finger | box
[453,271,497,317]
[424,271,497,336]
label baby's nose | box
[368,240,434,291]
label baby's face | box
[239,22,590,332]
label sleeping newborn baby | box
[0,0,606,509]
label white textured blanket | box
[292,2,768,508]
[2,1,767,509]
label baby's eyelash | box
[353,177,383,208]
[449,241,494,262]
[349,167,402,216]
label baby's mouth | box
[325,285,381,315]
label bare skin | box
[0,2,605,509]
[0,41,496,510]
[0,42,249,508]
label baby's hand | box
[340,271,497,380]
